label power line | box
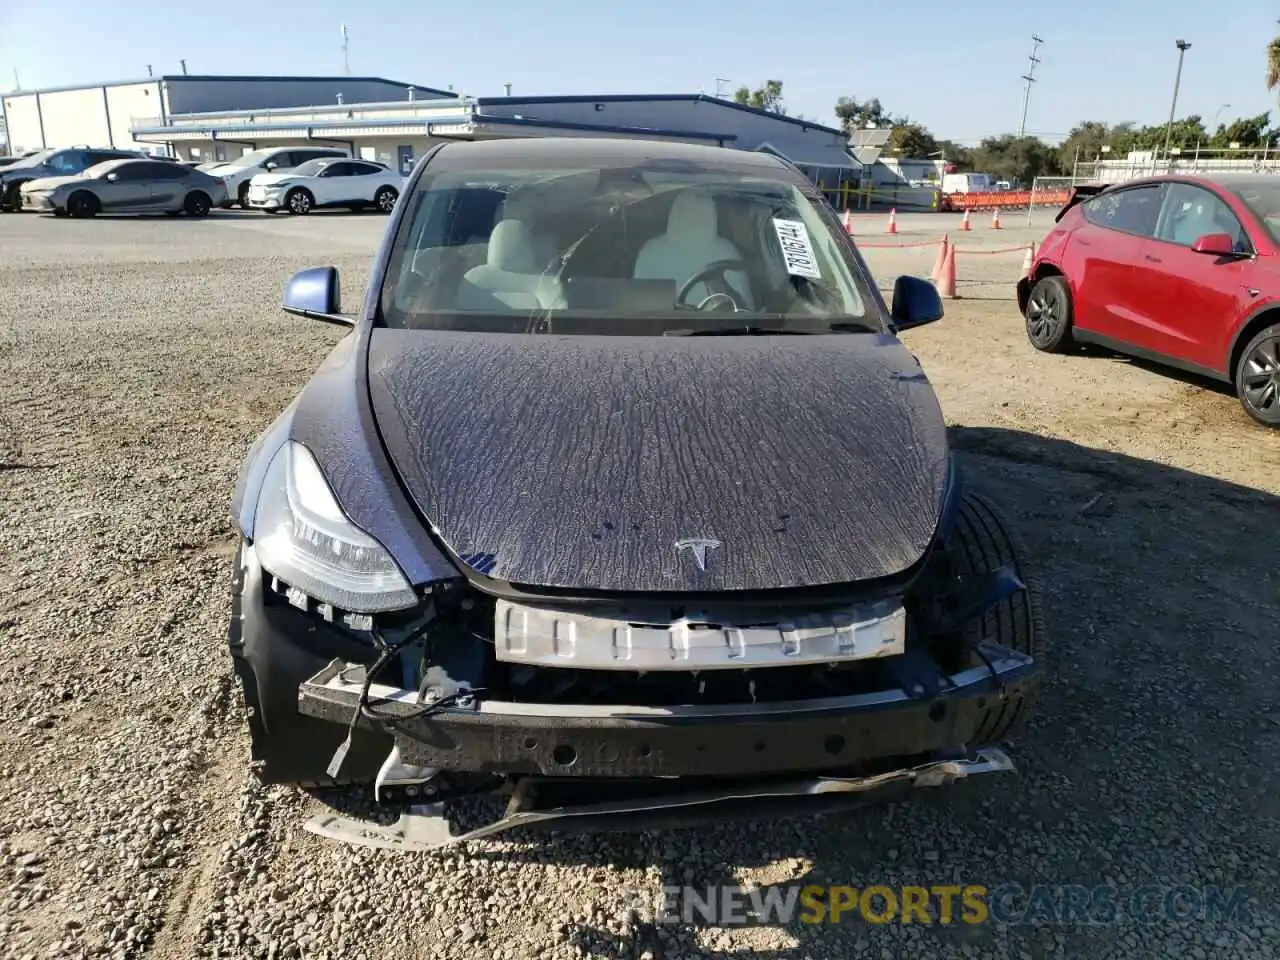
[1017,34,1044,139]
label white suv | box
[203,147,348,209]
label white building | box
[0,74,450,155]
[127,92,860,187]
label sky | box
[1,0,1277,144]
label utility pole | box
[1162,40,1192,167]
[340,23,351,76]
[1017,35,1044,139]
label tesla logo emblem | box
[675,538,721,571]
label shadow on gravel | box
[314,427,1279,959]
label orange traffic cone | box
[841,209,853,233]
[936,241,957,299]
[931,234,950,285]
[961,209,972,231]
[886,207,898,234]
[991,208,1002,229]
[1021,242,1035,278]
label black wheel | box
[374,185,398,214]
[183,191,211,217]
[1024,274,1074,353]
[237,182,251,209]
[948,488,1048,744]
[1235,323,1280,428]
[67,191,100,219]
[284,187,314,215]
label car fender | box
[1225,295,1280,374]
[287,330,458,586]
[230,398,298,540]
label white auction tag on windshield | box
[771,218,823,280]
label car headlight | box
[253,441,418,613]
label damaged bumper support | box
[298,642,1037,779]
[304,746,1016,852]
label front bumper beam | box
[298,641,1037,779]
[304,746,1016,852]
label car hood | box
[21,175,81,192]
[250,172,302,187]
[367,328,950,593]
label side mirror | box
[264,162,278,170]
[890,275,944,331]
[106,173,119,182]
[1191,232,1237,257]
[282,267,352,326]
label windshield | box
[1227,180,1280,246]
[289,159,331,177]
[379,164,882,335]
[82,160,125,179]
[9,148,56,169]
[220,148,279,170]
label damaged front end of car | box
[275,467,1044,850]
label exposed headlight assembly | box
[253,441,418,613]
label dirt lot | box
[1,208,1277,960]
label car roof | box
[1113,172,1280,191]
[427,137,802,180]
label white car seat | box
[633,191,753,308]
[457,220,563,310]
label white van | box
[942,173,993,194]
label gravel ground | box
[1,208,1278,960]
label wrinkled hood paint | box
[367,329,950,593]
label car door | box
[99,161,155,210]
[306,161,344,205]
[1135,182,1256,372]
[145,162,188,209]
[320,161,366,204]
[344,161,384,202]
[1071,183,1165,344]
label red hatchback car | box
[1016,174,1280,427]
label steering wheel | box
[676,259,750,311]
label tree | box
[733,80,786,115]
[834,96,889,132]
[968,135,1062,185]
[887,122,938,158]
[1267,37,1280,96]
[1210,112,1271,148]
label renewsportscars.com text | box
[622,883,1252,927]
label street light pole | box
[1162,40,1192,168]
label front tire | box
[948,489,1048,744]
[67,191,100,219]
[1024,274,1075,353]
[237,182,251,210]
[284,188,314,216]
[227,541,391,786]
[1235,323,1280,428]
[374,185,398,214]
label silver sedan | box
[20,158,230,218]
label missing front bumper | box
[298,642,1038,779]
[304,746,1016,852]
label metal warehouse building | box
[1,74,451,155]
[128,92,862,187]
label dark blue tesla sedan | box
[228,137,1046,848]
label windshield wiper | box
[662,321,877,337]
